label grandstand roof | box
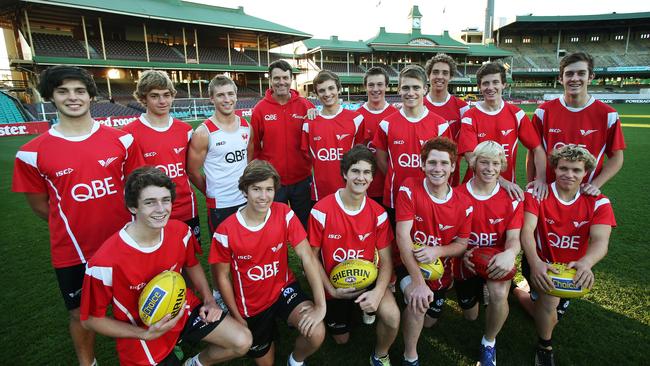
[366,28,468,53]
[466,44,513,57]
[16,0,311,40]
[303,36,372,53]
[498,11,650,31]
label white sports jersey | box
[203,117,249,209]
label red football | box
[469,247,517,281]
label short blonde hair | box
[549,144,596,172]
[469,140,507,172]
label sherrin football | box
[469,246,517,281]
[138,270,186,326]
[545,263,591,299]
[412,243,444,280]
[329,259,378,289]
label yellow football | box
[412,243,444,280]
[329,259,378,289]
[545,263,591,299]
[138,270,186,326]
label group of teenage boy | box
[12,50,625,366]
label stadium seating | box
[174,45,256,65]
[321,62,366,74]
[32,33,88,58]
[243,50,283,65]
[0,92,27,123]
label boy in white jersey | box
[308,145,400,366]
[81,167,252,366]
[188,75,253,234]
[124,70,200,241]
[12,66,144,365]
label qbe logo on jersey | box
[140,286,168,319]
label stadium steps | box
[0,91,30,123]
[523,56,540,69]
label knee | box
[382,305,401,330]
[463,310,479,321]
[489,282,510,304]
[69,308,81,322]
[423,315,438,328]
[332,333,350,345]
[234,328,253,356]
[310,322,326,347]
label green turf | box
[1,104,648,365]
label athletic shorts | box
[157,305,228,365]
[55,263,86,310]
[184,216,201,244]
[454,276,486,310]
[396,266,448,319]
[245,282,310,358]
[324,283,376,335]
[521,255,571,319]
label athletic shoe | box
[534,348,555,366]
[363,311,377,325]
[402,358,419,366]
[479,344,496,366]
[370,354,391,366]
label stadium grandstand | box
[0,0,312,123]
[294,6,513,100]
[494,12,650,98]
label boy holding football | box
[521,145,616,366]
[308,145,400,366]
[80,167,252,366]
[210,160,326,366]
[454,141,523,366]
[395,137,472,366]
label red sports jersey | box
[251,89,314,185]
[301,107,366,201]
[12,122,144,268]
[309,191,393,284]
[80,220,202,366]
[458,101,541,182]
[357,102,399,198]
[209,203,307,317]
[395,177,473,290]
[453,181,523,280]
[524,183,616,264]
[372,109,451,208]
[532,96,626,183]
[122,116,197,221]
[424,94,470,186]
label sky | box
[1,0,648,71]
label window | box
[504,38,513,44]
[641,33,650,39]
[615,35,624,41]
[570,37,579,42]
[522,37,531,44]
[590,36,600,42]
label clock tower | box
[408,5,423,31]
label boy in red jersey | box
[529,52,625,196]
[12,66,144,365]
[210,160,326,366]
[454,141,523,366]
[356,67,399,204]
[458,62,547,201]
[308,145,400,366]
[372,65,451,215]
[251,60,315,228]
[124,70,200,241]
[81,167,252,366]
[395,137,472,366]
[521,145,615,366]
[302,71,366,201]
[188,75,252,234]
[423,53,470,186]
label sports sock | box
[288,353,304,366]
[538,337,553,349]
[403,354,418,362]
[481,336,496,347]
[186,355,204,366]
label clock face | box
[413,18,421,28]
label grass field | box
[1,104,648,365]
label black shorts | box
[324,283,375,336]
[245,282,310,358]
[521,255,571,319]
[454,276,486,310]
[208,204,245,235]
[157,305,228,365]
[396,266,448,319]
[184,216,201,244]
[55,263,86,310]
